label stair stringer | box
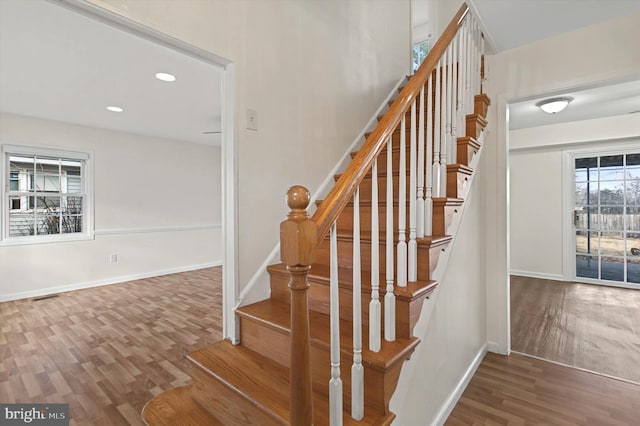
[234,75,408,314]
[389,129,489,425]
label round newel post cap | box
[287,185,310,213]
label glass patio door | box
[574,153,640,285]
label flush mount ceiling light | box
[536,97,573,114]
[155,72,176,82]
[106,106,124,112]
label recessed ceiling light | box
[536,97,573,114]
[106,106,124,112]
[155,72,176,82]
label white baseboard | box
[510,269,565,281]
[0,261,222,303]
[486,341,503,354]
[432,343,488,426]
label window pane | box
[575,208,598,230]
[600,207,624,231]
[627,207,640,231]
[626,179,640,207]
[61,214,82,233]
[576,255,598,279]
[600,231,625,257]
[599,181,624,205]
[31,174,60,192]
[10,172,19,191]
[600,257,624,282]
[66,176,82,194]
[63,196,83,214]
[575,182,598,205]
[627,153,640,167]
[8,210,34,237]
[37,196,61,210]
[600,155,624,181]
[576,230,598,255]
[37,213,60,235]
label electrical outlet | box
[110,254,118,263]
[247,109,258,131]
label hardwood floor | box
[0,267,222,426]
[447,352,640,425]
[510,275,640,384]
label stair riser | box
[313,237,441,283]
[475,94,490,118]
[466,115,488,139]
[457,138,480,167]
[447,168,472,199]
[269,270,424,339]
[433,202,460,235]
[239,317,390,417]
[191,366,287,425]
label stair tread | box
[236,299,420,371]
[189,340,392,425]
[268,262,438,301]
[335,163,472,180]
[142,386,222,426]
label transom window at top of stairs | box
[2,145,92,245]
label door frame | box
[562,141,640,289]
[56,0,239,341]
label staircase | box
[142,3,490,425]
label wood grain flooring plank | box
[448,352,640,425]
[0,267,222,425]
[510,275,640,383]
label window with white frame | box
[2,145,92,243]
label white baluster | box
[351,188,364,420]
[473,20,480,96]
[440,46,449,199]
[397,115,407,288]
[481,27,485,93]
[329,223,343,426]
[425,75,433,237]
[450,33,458,165]
[417,86,425,239]
[408,100,417,282]
[465,18,472,116]
[432,59,442,198]
[369,160,381,352]
[459,22,467,138]
[470,18,476,110]
[384,137,396,342]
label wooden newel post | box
[280,185,317,425]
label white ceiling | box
[472,0,640,53]
[470,0,640,130]
[2,0,638,139]
[0,0,223,146]
[509,80,640,130]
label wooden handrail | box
[312,2,470,242]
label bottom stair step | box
[188,340,394,425]
[142,386,223,425]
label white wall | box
[391,163,487,425]
[85,0,412,296]
[509,114,640,279]
[484,12,640,353]
[0,113,222,301]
